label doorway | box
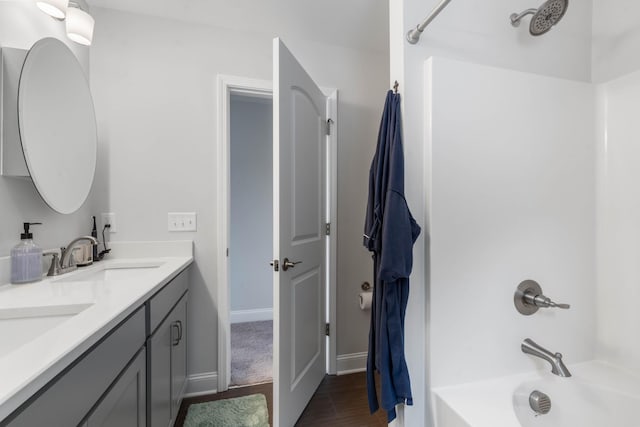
[216,69,339,417]
[229,93,274,387]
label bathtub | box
[432,361,640,427]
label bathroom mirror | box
[18,38,97,214]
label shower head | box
[510,0,568,36]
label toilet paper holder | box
[361,282,371,291]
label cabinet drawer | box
[4,308,145,427]
[148,269,188,335]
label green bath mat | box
[184,393,269,427]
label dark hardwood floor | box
[295,372,387,427]
[175,372,388,426]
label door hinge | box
[325,223,331,236]
[226,248,229,257]
[326,118,334,136]
[270,260,279,272]
[325,323,330,336]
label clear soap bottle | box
[10,222,43,284]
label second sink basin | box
[0,303,93,359]
[58,265,162,283]
[0,263,164,358]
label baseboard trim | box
[337,352,367,375]
[185,371,218,397]
[230,308,273,323]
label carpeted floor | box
[230,320,273,386]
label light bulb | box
[36,0,69,19]
[66,6,94,46]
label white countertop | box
[0,241,193,421]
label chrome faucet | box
[61,236,98,268]
[45,236,98,276]
[522,338,572,377]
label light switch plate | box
[168,212,197,232]
[101,212,117,233]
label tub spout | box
[521,338,572,377]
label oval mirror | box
[18,38,97,214]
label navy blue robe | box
[363,90,421,423]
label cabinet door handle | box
[176,320,183,342]
[171,322,180,346]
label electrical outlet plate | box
[168,212,197,232]
[101,212,117,233]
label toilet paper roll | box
[359,291,373,310]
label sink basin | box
[58,265,161,283]
[0,303,93,359]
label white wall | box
[592,0,640,379]
[0,0,99,258]
[401,0,593,83]
[595,70,640,374]
[428,57,596,387]
[390,1,594,425]
[229,95,273,321]
[89,6,388,389]
[592,0,640,83]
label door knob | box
[282,257,302,271]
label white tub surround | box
[433,361,640,427]
[595,69,640,376]
[0,240,193,421]
[425,57,596,389]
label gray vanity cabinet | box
[1,267,190,427]
[148,292,188,427]
[2,308,146,427]
[86,348,147,427]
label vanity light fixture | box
[65,4,94,46]
[36,0,68,19]
[35,0,94,46]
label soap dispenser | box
[11,222,43,284]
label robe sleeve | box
[378,190,420,282]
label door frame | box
[216,74,338,393]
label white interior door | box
[273,38,327,427]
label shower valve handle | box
[547,299,570,309]
[514,280,571,315]
[525,293,570,310]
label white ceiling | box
[86,0,389,53]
